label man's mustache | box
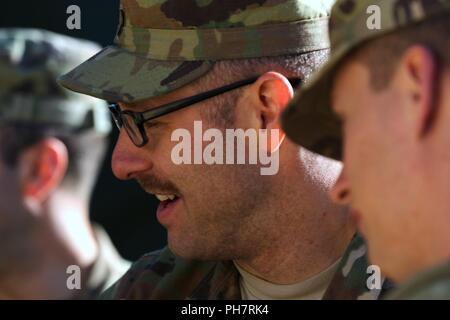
[135,175,181,196]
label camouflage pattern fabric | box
[386,261,450,300]
[0,28,111,135]
[282,0,450,160]
[322,234,394,300]
[100,234,391,300]
[58,0,334,103]
[77,225,131,300]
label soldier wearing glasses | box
[60,0,391,300]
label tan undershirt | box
[234,259,341,300]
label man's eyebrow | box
[145,118,163,126]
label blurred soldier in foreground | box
[283,0,450,299]
[0,29,129,299]
[59,0,391,299]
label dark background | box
[0,0,167,261]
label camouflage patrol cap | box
[58,0,334,103]
[0,28,111,134]
[282,0,450,160]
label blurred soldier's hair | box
[0,29,111,199]
[350,13,450,91]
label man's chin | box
[167,238,216,260]
[167,235,194,258]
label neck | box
[0,191,98,299]
[236,149,355,285]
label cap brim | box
[282,44,354,161]
[58,46,213,103]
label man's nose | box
[329,166,351,205]
[111,130,153,180]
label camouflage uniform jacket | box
[76,225,131,299]
[101,234,393,300]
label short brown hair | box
[354,13,450,91]
[195,50,330,127]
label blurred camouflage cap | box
[282,0,450,160]
[0,28,111,135]
[58,0,334,103]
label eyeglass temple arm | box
[139,76,301,121]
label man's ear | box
[397,45,439,137]
[250,72,296,151]
[254,72,295,128]
[19,138,69,205]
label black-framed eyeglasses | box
[109,76,301,147]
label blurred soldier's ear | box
[19,138,69,205]
[397,45,439,138]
